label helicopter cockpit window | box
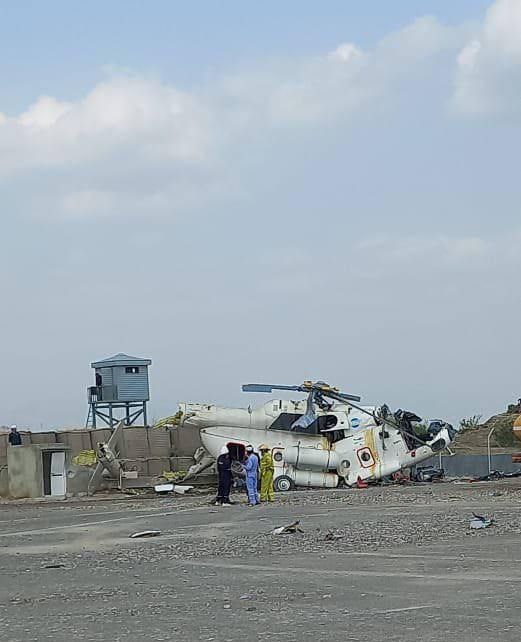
[320,416,345,443]
[323,416,338,430]
[268,413,339,436]
[326,429,345,444]
[268,413,314,434]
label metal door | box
[50,451,66,496]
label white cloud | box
[328,43,363,63]
[0,75,220,219]
[0,76,212,173]
[60,190,116,217]
[484,0,521,59]
[218,15,458,130]
[378,15,460,61]
[18,96,72,128]
[454,0,521,116]
[0,14,468,220]
[347,235,495,287]
[457,40,482,70]
[256,232,512,299]
[355,235,489,265]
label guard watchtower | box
[86,353,152,429]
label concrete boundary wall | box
[0,426,205,498]
[0,426,202,468]
[423,454,521,478]
[5,433,515,480]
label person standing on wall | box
[8,425,22,446]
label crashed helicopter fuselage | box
[178,381,456,491]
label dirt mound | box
[454,410,521,454]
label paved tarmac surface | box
[1,482,520,641]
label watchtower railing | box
[88,385,118,403]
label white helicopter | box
[178,381,456,491]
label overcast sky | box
[1,0,520,429]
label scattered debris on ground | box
[129,530,162,539]
[154,483,194,495]
[470,512,496,529]
[472,470,521,482]
[123,488,148,496]
[412,466,444,483]
[272,520,304,535]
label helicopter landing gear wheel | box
[273,475,294,492]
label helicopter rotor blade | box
[242,384,302,393]
[333,392,362,403]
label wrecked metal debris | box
[183,448,215,482]
[154,484,173,494]
[123,488,147,496]
[472,470,521,482]
[272,520,304,535]
[129,530,161,539]
[470,512,496,530]
[154,483,194,495]
[412,466,444,483]
[172,485,194,495]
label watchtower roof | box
[91,353,152,369]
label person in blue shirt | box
[244,446,260,506]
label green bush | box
[492,416,518,448]
[459,415,482,432]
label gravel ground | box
[1,481,521,641]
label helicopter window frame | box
[267,413,339,436]
[267,413,315,435]
[357,447,375,468]
[326,429,346,444]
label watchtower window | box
[125,366,139,374]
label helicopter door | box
[227,442,246,462]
